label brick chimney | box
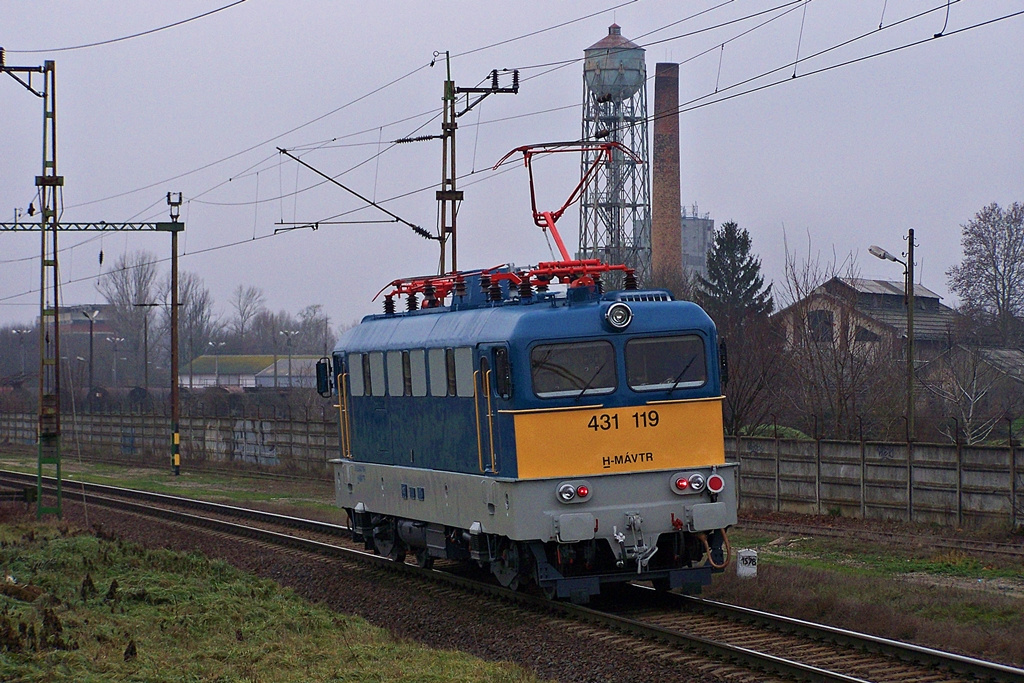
[651,62,682,285]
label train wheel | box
[372,516,407,563]
[415,549,435,569]
[491,540,522,591]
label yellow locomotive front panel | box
[509,396,725,479]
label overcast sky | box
[2,0,1022,332]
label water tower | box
[578,24,651,287]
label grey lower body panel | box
[334,460,738,552]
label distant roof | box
[839,278,942,300]
[255,357,320,377]
[863,306,953,341]
[775,276,954,342]
[976,347,1024,384]
[184,355,276,375]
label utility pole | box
[869,227,917,440]
[905,228,915,440]
[436,55,518,274]
[2,53,62,517]
[82,311,98,388]
[167,192,182,475]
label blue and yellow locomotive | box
[321,267,735,601]
[318,143,736,601]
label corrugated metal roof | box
[862,307,953,341]
[184,355,276,374]
[255,357,319,377]
[840,277,942,299]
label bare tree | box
[96,250,160,386]
[774,236,903,439]
[296,304,336,355]
[155,271,220,377]
[228,285,266,353]
[648,266,699,302]
[919,346,1003,444]
[947,202,1024,347]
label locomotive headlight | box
[557,483,576,502]
[688,473,706,492]
[604,302,633,330]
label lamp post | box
[208,341,226,385]
[869,227,916,439]
[105,336,125,386]
[11,328,32,374]
[280,330,300,388]
[81,310,98,388]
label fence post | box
[1009,417,1018,530]
[952,417,962,527]
[814,415,821,516]
[858,416,866,519]
[905,417,913,524]
[771,414,780,513]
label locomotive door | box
[475,344,511,474]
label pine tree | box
[695,221,776,436]
[696,221,774,327]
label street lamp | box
[869,227,916,439]
[280,330,300,388]
[106,336,125,386]
[208,341,226,385]
[11,328,32,374]
[82,310,99,388]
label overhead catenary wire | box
[2,3,1018,310]
[51,1,638,213]
[4,0,250,53]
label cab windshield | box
[530,341,616,398]
[625,335,706,391]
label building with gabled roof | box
[774,277,954,357]
[181,355,276,388]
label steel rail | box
[7,470,1024,683]
[679,595,1024,683]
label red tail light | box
[707,473,725,494]
[576,485,589,498]
[674,477,690,491]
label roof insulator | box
[517,272,533,300]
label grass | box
[708,529,1024,665]
[4,450,1023,667]
[0,512,541,683]
[0,451,338,518]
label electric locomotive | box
[317,143,736,602]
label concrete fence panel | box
[1,410,1019,528]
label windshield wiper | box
[575,362,607,401]
[668,355,698,394]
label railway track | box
[4,470,1022,683]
